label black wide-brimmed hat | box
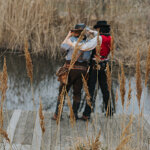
[71,23,86,32]
[93,20,110,29]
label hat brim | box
[71,29,83,32]
[93,24,110,29]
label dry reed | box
[106,63,111,92]
[24,41,33,83]
[0,57,8,130]
[120,115,133,140]
[56,86,65,125]
[136,49,142,110]
[0,107,3,128]
[66,92,75,128]
[119,62,126,109]
[116,115,134,150]
[0,128,10,143]
[0,0,149,67]
[126,80,132,110]
[81,74,91,108]
[39,98,45,134]
[145,46,150,86]
[1,57,8,103]
[95,31,101,60]
[115,88,118,103]
[91,129,101,150]
[69,30,85,71]
[116,134,133,150]
[72,129,101,150]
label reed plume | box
[81,74,91,109]
[56,86,65,125]
[66,92,75,128]
[120,114,133,139]
[96,31,101,58]
[0,107,3,128]
[1,57,8,103]
[91,129,101,150]
[39,98,45,134]
[106,63,111,91]
[116,134,133,150]
[119,62,126,109]
[73,130,101,150]
[126,80,132,109]
[136,49,142,110]
[0,128,10,143]
[0,57,8,129]
[145,45,150,86]
[24,41,33,83]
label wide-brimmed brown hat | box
[71,23,86,32]
[93,20,110,29]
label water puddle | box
[0,52,150,114]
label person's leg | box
[83,68,97,118]
[72,70,85,119]
[54,72,73,118]
[99,70,112,115]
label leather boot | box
[72,101,80,120]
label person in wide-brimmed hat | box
[66,20,113,120]
[52,23,91,120]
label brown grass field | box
[0,0,149,67]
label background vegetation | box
[0,0,149,67]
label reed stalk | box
[66,92,75,128]
[115,88,118,103]
[0,57,8,129]
[81,74,91,109]
[126,80,132,110]
[39,98,45,134]
[120,114,133,140]
[106,63,111,92]
[119,62,126,110]
[1,57,8,104]
[95,31,101,61]
[24,41,33,84]
[136,49,142,110]
[69,30,85,71]
[56,86,65,125]
[0,128,10,143]
[116,134,133,150]
[0,107,3,129]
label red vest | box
[100,35,111,58]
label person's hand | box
[66,31,72,38]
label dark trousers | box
[55,68,86,116]
[83,65,110,117]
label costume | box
[83,33,111,118]
[54,25,91,119]
[72,21,113,119]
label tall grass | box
[0,0,149,66]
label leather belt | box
[64,64,87,71]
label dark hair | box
[100,26,110,34]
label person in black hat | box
[52,23,91,120]
[66,20,113,120]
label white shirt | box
[72,35,102,51]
